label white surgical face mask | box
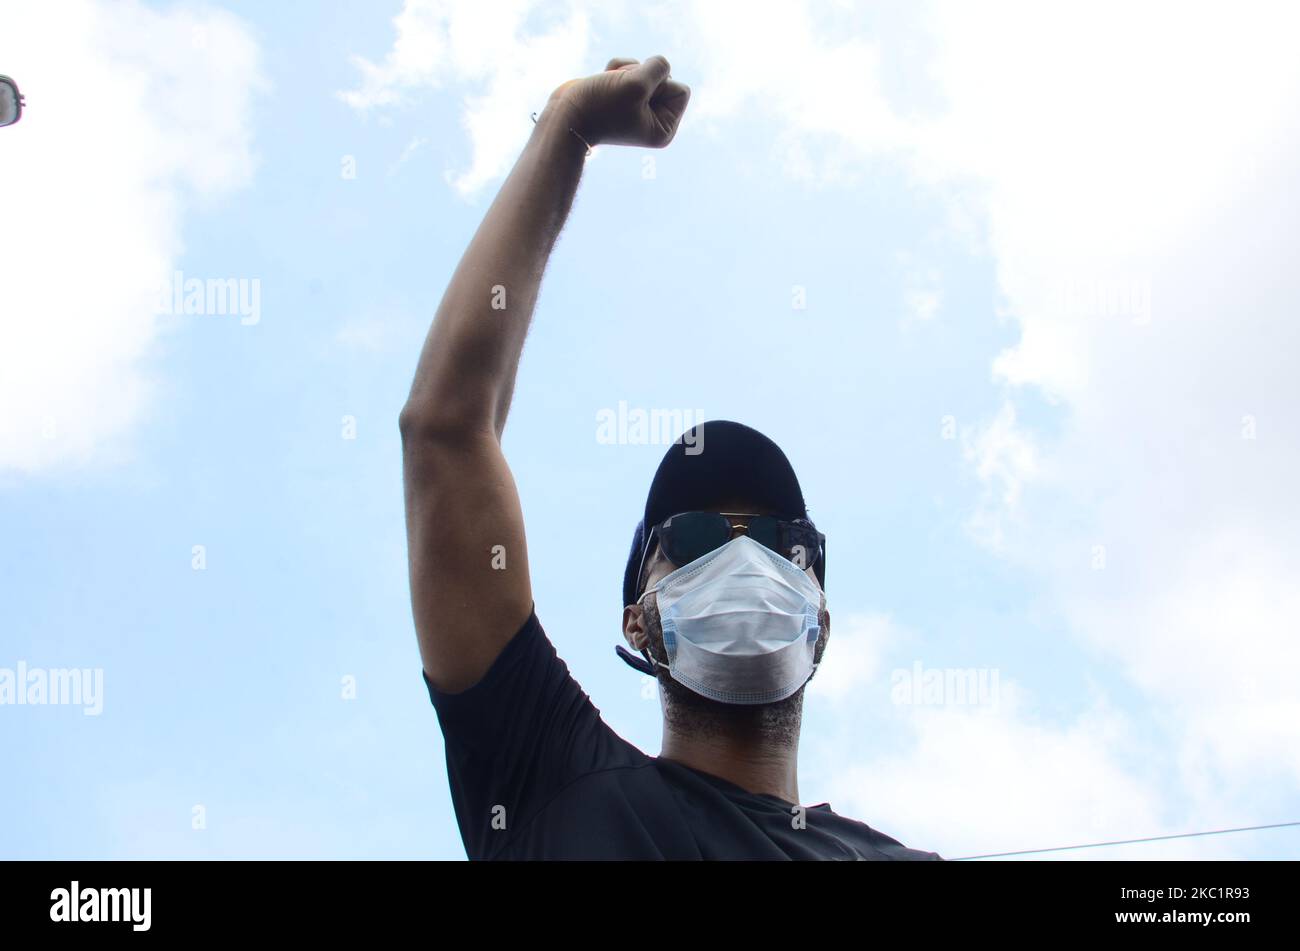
[637,534,823,705]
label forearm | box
[399,55,685,692]
[401,98,587,441]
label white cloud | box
[803,609,1179,858]
[338,0,1300,854]
[903,286,941,325]
[913,3,1300,797]
[388,135,429,176]
[897,253,943,326]
[0,0,263,474]
[661,0,1300,851]
[807,612,897,703]
[962,401,1040,552]
[682,0,913,157]
[339,0,593,195]
[826,698,1201,860]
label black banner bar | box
[0,859,1290,938]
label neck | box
[659,721,802,805]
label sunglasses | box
[637,511,825,596]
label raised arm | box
[400,56,689,694]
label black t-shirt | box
[423,605,943,861]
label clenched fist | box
[547,55,690,149]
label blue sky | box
[3,0,1299,860]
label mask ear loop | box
[803,592,826,683]
[615,644,662,675]
[637,586,670,672]
[618,545,671,676]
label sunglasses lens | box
[748,517,819,569]
[746,516,783,556]
[658,513,823,574]
[787,526,820,570]
[665,512,731,565]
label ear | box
[622,603,650,650]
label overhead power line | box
[950,820,1300,860]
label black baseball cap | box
[620,420,825,612]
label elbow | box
[397,403,432,444]
[398,404,454,448]
[398,402,492,452]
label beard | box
[641,592,830,749]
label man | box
[400,55,940,860]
